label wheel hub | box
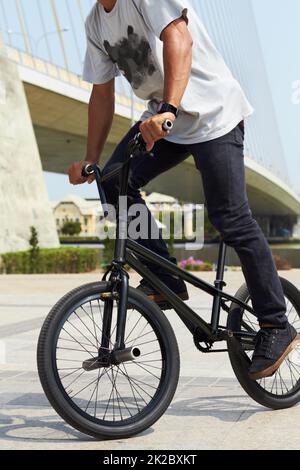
[82,347,141,371]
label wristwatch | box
[157,102,179,118]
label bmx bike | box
[37,122,300,439]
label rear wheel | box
[227,278,300,409]
[37,282,180,439]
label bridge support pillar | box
[0,54,59,253]
[293,217,300,238]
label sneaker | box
[249,323,300,381]
[136,276,189,310]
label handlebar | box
[82,119,173,178]
[81,119,174,217]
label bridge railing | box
[4,44,146,117]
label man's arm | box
[140,18,193,151]
[68,79,115,185]
[162,18,193,108]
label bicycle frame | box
[89,135,256,354]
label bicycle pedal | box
[157,301,173,311]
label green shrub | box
[0,248,99,274]
[60,236,100,243]
[61,221,82,236]
[102,237,115,269]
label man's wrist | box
[157,101,179,118]
[85,155,100,164]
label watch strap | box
[157,102,178,118]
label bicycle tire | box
[227,278,300,410]
[37,282,180,440]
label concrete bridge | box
[0,0,300,254]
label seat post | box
[215,241,227,285]
[211,241,228,332]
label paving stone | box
[0,272,299,449]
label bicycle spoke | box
[65,318,98,350]
[80,305,105,339]
[90,301,100,348]
[84,368,103,413]
[118,366,157,394]
[94,368,101,418]
[70,367,113,400]
[54,296,166,424]
[65,368,89,392]
[131,339,158,348]
[58,337,94,349]
[134,362,162,371]
[103,367,118,420]
[57,346,95,356]
[121,364,149,406]
[117,365,141,413]
[112,367,123,421]
[127,321,152,348]
[132,361,162,381]
[74,309,100,345]
[127,329,155,346]
[278,368,289,394]
[125,315,144,343]
[287,359,300,384]
[60,366,83,381]
[285,359,296,388]
[62,325,97,354]
[105,366,135,418]
[139,349,162,358]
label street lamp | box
[35,28,70,57]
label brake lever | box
[82,164,109,217]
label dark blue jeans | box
[102,122,287,327]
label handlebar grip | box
[162,119,174,133]
[134,119,174,152]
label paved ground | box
[1,270,300,450]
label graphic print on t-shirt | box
[103,26,157,90]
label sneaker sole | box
[249,335,300,381]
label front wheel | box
[227,278,300,410]
[37,282,180,440]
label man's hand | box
[139,112,175,151]
[68,160,95,185]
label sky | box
[252,0,300,192]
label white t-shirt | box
[83,0,254,144]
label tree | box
[61,221,82,236]
[29,226,40,273]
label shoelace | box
[254,329,273,356]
